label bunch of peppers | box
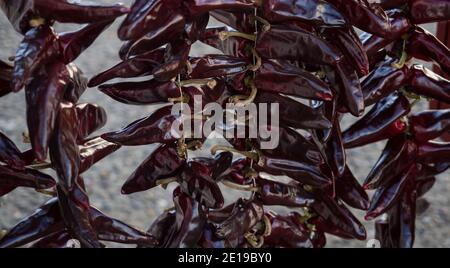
[0,0,449,248]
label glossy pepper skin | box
[102,105,182,146]
[75,103,107,142]
[260,0,347,28]
[255,178,316,207]
[256,25,343,67]
[88,48,165,87]
[0,0,128,34]
[253,91,332,129]
[121,143,186,194]
[408,64,450,104]
[409,109,450,142]
[184,0,255,16]
[0,165,56,197]
[79,137,121,174]
[0,59,13,97]
[254,60,333,101]
[343,92,410,148]
[118,0,181,41]
[119,13,186,60]
[407,27,450,75]
[0,131,25,169]
[25,62,70,161]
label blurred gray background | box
[0,0,449,248]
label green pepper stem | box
[36,189,57,197]
[221,180,259,192]
[210,145,259,162]
[229,83,258,107]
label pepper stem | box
[251,15,271,31]
[27,161,52,170]
[262,215,272,237]
[29,17,46,28]
[219,31,256,42]
[244,232,264,248]
[229,83,258,107]
[178,79,217,89]
[156,177,178,188]
[221,180,259,192]
[168,94,190,104]
[36,189,57,196]
[248,48,262,72]
[22,132,30,144]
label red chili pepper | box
[407,27,450,75]
[408,64,450,104]
[200,27,251,58]
[364,135,418,189]
[0,59,12,97]
[409,109,450,142]
[261,0,348,28]
[0,131,26,169]
[88,48,166,87]
[184,0,255,16]
[118,14,185,60]
[254,60,333,101]
[79,137,121,174]
[102,105,182,146]
[118,0,181,41]
[0,165,56,197]
[417,141,450,164]
[121,143,186,194]
[63,63,87,104]
[335,166,370,211]
[343,92,410,148]
[0,0,128,34]
[256,178,316,207]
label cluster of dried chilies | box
[0,0,449,248]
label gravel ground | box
[0,1,449,248]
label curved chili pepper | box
[408,64,450,104]
[56,177,103,248]
[153,40,191,82]
[75,103,107,141]
[364,135,418,189]
[0,0,128,34]
[0,165,55,197]
[146,210,176,248]
[188,55,250,79]
[212,198,264,248]
[417,141,450,164]
[12,24,59,92]
[254,60,333,101]
[342,92,410,148]
[417,162,450,180]
[361,32,392,59]
[121,143,185,194]
[256,25,343,66]
[366,164,416,220]
[312,191,367,240]
[261,0,347,28]
[335,60,365,116]
[58,19,114,64]
[177,161,224,209]
[256,178,316,207]
[166,187,206,248]
[31,231,76,248]
[64,63,87,104]
[89,48,166,88]
[0,198,63,248]
[89,206,157,247]
[25,62,70,161]
[326,0,390,38]
[407,27,450,75]
[253,91,332,129]
[119,14,186,60]
[49,102,80,191]
[210,9,254,33]
[118,0,181,41]
[335,166,369,211]
[190,152,233,181]
[324,118,346,178]
[79,137,121,174]
[102,105,182,146]
[184,0,255,16]
[409,109,450,142]
[408,0,450,24]
[377,0,409,10]
[0,131,25,169]
[324,27,369,76]
[361,57,410,106]
[98,79,179,106]
[264,211,314,248]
